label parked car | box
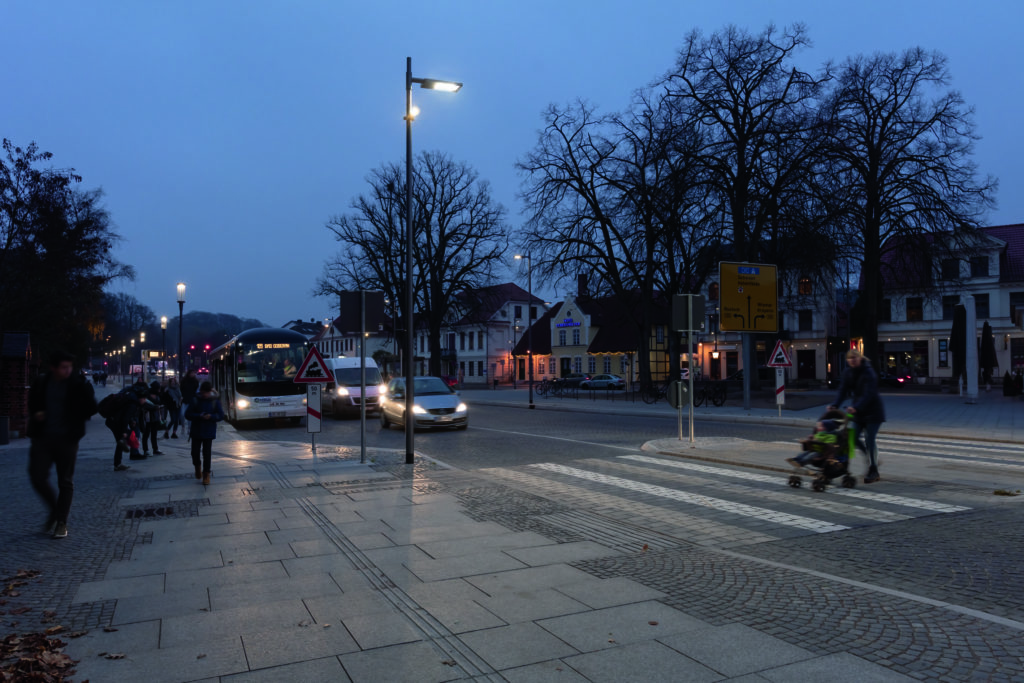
[580,373,625,390]
[557,373,591,387]
[379,376,468,430]
[880,371,914,388]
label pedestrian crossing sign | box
[293,346,335,383]
[767,340,792,368]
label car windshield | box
[413,377,453,395]
[334,367,383,385]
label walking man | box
[830,348,887,483]
[27,350,98,539]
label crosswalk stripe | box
[530,463,850,533]
[621,454,969,513]
[611,457,911,522]
[880,435,1024,454]
[880,448,1024,470]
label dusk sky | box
[4,1,1021,326]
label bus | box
[209,327,310,424]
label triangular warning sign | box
[766,340,792,367]
[293,346,335,383]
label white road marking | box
[620,454,970,513]
[530,463,849,533]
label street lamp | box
[515,253,534,408]
[405,56,462,464]
[160,316,168,381]
[177,282,186,377]
[140,331,146,383]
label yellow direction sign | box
[719,262,778,332]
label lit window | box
[798,277,812,295]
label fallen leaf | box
[7,591,20,598]
[608,639,617,643]
[98,651,107,657]
[103,626,119,632]
[9,607,30,615]
[69,630,89,638]
[322,624,332,628]
[648,621,659,626]
[44,625,65,635]
[642,543,649,551]
[441,659,457,666]
[197,653,207,659]
[105,652,126,659]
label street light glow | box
[416,78,462,92]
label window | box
[459,361,466,376]
[906,297,924,322]
[529,305,537,321]
[1011,292,1024,325]
[942,296,958,321]
[798,309,813,331]
[574,356,582,373]
[880,299,892,323]
[468,362,474,377]
[938,339,948,368]
[975,293,990,320]
[604,356,612,373]
[572,329,581,345]
[549,358,556,375]
[656,326,665,344]
[620,356,628,373]
[941,259,959,280]
[798,277,812,295]
[559,330,566,346]
[477,331,484,349]
[477,361,483,377]
[971,256,989,278]
[514,305,522,319]
[588,356,596,373]
[708,282,719,301]
[459,332,466,351]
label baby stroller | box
[787,408,858,492]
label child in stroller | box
[786,408,857,491]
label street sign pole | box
[687,295,695,444]
[776,368,785,418]
[307,383,322,458]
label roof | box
[981,224,1024,282]
[454,283,544,325]
[511,303,562,355]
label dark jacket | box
[104,391,143,436]
[833,360,886,424]
[185,391,225,440]
[180,375,199,402]
[27,372,97,441]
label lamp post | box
[176,282,186,377]
[161,317,168,381]
[515,253,534,408]
[405,57,462,464]
[140,332,147,383]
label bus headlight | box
[336,386,349,397]
[378,384,388,396]
[237,399,250,410]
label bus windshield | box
[235,342,308,394]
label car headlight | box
[411,405,426,414]
[378,384,387,395]
[302,397,307,405]
[336,386,349,396]
[456,403,468,412]
[237,399,249,410]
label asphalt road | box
[232,405,807,469]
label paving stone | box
[159,599,314,648]
[403,577,491,606]
[554,577,666,609]
[459,621,580,670]
[406,550,530,582]
[658,623,814,677]
[241,623,360,669]
[500,659,591,683]
[339,640,465,683]
[465,564,597,596]
[342,609,425,649]
[563,640,720,683]
[537,601,709,652]
[421,599,508,633]
[69,634,249,683]
[759,652,916,682]
[164,560,289,592]
[63,618,161,660]
[222,656,351,682]
[210,573,342,610]
[72,573,165,603]
[477,588,590,623]
[415,531,555,559]
[280,554,359,578]
[304,588,397,621]
[112,586,211,624]
[265,525,327,544]
[505,540,622,567]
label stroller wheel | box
[788,475,803,488]
[841,475,857,489]
[812,478,827,492]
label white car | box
[379,376,468,431]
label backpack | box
[97,392,130,419]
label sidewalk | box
[459,384,1024,442]
[2,384,1022,681]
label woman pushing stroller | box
[829,348,886,484]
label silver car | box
[580,373,625,390]
[379,376,468,431]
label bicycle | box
[536,378,551,397]
[641,381,669,404]
[693,381,728,407]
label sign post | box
[294,346,335,457]
[672,294,705,446]
[766,340,792,418]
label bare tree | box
[824,48,997,364]
[318,151,509,375]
